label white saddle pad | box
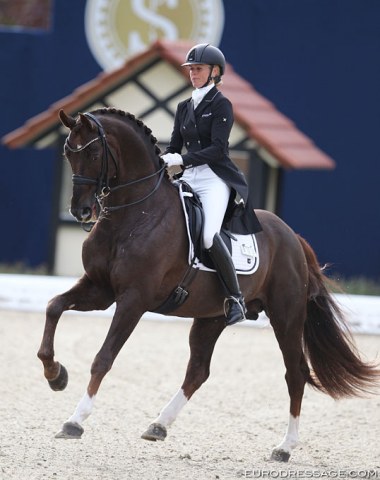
[178,182,259,275]
[194,233,259,275]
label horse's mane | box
[91,107,162,157]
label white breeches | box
[181,165,230,249]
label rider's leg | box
[207,233,246,325]
[193,168,246,326]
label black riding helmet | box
[182,43,225,86]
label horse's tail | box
[298,235,380,399]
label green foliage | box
[329,276,380,296]
[0,263,48,275]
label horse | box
[37,107,379,462]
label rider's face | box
[188,64,215,88]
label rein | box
[66,112,165,214]
[102,166,166,213]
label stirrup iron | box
[223,296,247,326]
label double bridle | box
[65,112,165,214]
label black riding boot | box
[207,233,247,326]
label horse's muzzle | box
[70,205,97,223]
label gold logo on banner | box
[85,0,225,71]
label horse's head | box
[59,109,119,223]
[60,108,167,224]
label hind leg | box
[141,316,225,441]
[269,307,309,462]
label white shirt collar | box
[191,84,214,109]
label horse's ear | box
[78,112,95,131]
[59,109,76,129]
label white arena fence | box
[0,274,379,335]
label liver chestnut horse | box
[37,108,379,462]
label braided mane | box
[91,107,162,156]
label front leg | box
[37,274,114,388]
[142,316,225,441]
[55,292,145,439]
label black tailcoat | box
[165,86,262,234]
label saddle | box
[153,181,260,315]
[177,181,258,270]
[179,181,205,261]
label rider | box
[161,43,259,326]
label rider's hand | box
[161,153,184,168]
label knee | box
[46,295,65,318]
[203,233,216,250]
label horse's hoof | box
[55,422,84,439]
[270,448,291,462]
[141,423,167,441]
[48,364,68,391]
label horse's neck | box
[120,121,160,175]
[83,180,188,284]
[100,177,179,225]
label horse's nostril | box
[70,206,93,222]
[81,207,92,220]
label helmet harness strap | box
[201,65,221,88]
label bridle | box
[65,112,165,214]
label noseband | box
[65,112,165,214]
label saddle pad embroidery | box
[177,182,260,275]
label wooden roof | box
[2,39,334,170]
